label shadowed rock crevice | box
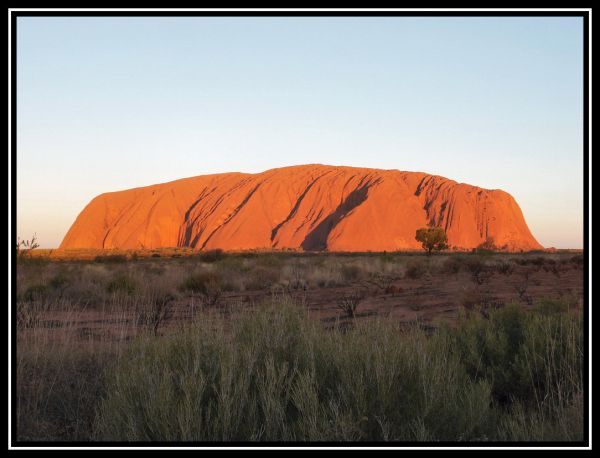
[59,165,543,252]
[300,183,371,251]
[179,187,211,247]
[199,183,262,250]
[271,172,331,243]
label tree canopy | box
[415,227,448,255]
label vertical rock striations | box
[59,164,542,252]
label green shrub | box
[340,264,362,282]
[17,346,109,441]
[245,266,280,290]
[405,259,427,279]
[452,302,582,412]
[496,261,515,276]
[16,300,49,329]
[442,256,463,274]
[95,302,493,441]
[530,256,546,268]
[106,275,137,295]
[49,272,71,290]
[180,271,222,305]
[22,284,49,301]
[94,254,127,263]
[134,291,176,335]
[181,271,217,293]
[198,249,226,263]
[379,252,395,264]
[464,257,493,285]
[336,289,365,318]
[474,237,498,255]
[255,253,285,269]
[570,254,584,268]
[512,257,528,266]
[533,298,569,316]
[15,295,583,442]
[459,287,482,311]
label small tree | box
[134,292,175,336]
[336,289,365,319]
[415,227,448,255]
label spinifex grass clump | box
[93,298,583,442]
[106,274,137,295]
[16,300,49,329]
[17,343,110,441]
[95,301,491,441]
[456,303,583,441]
[404,258,428,279]
[180,271,222,306]
[454,303,582,406]
[340,263,363,283]
[197,249,226,263]
[14,252,584,443]
[94,254,128,263]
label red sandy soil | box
[59,164,542,252]
[26,263,582,343]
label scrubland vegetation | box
[14,250,585,443]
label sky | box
[15,16,584,249]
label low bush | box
[17,344,109,441]
[92,299,583,442]
[496,261,515,276]
[96,303,492,441]
[15,295,583,443]
[106,275,137,295]
[533,298,570,316]
[22,284,49,302]
[367,272,401,292]
[459,287,482,311]
[340,264,363,283]
[464,257,493,285]
[441,256,463,274]
[570,254,584,269]
[405,259,427,279]
[530,256,546,269]
[197,249,226,263]
[453,302,582,412]
[134,291,176,335]
[336,289,366,318]
[16,300,49,329]
[245,266,280,291]
[180,271,222,306]
[94,254,128,263]
[49,271,71,290]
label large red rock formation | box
[59,164,542,252]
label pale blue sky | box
[16,16,584,248]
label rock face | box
[59,164,542,252]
